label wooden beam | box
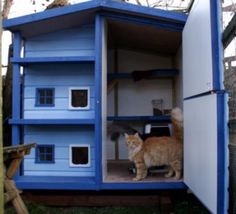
[4,190,17,204]
[223,14,236,48]
[114,49,119,161]
[4,179,29,214]
[6,155,25,179]
[222,4,236,12]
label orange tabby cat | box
[124,107,183,181]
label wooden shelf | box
[108,69,178,81]
[9,119,95,125]
[107,115,171,122]
[11,56,95,64]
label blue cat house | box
[3,0,228,213]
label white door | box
[184,93,227,214]
[183,0,223,98]
[183,0,228,213]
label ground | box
[5,192,210,214]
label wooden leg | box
[4,179,29,214]
[6,152,24,179]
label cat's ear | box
[134,133,139,138]
[124,133,129,139]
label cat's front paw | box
[165,172,174,178]
[133,177,142,181]
[174,173,181,180]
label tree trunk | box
[2,0,14,19]
[3,44,13,147]
[0,2,4,214]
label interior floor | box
[104,160,183,183]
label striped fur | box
[124,108,183,181]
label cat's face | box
[124,133,142,150]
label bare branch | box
[134,0,142,6]
[223,4,236,12]
[2,0,14,19]
[46,0,69,10]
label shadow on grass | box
[5,196,209,214]
[5,205,161,214]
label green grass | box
[5,198,209,214]
[5,205,161,214]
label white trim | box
[68,87,90,110]
[69,144,91,167]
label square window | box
[69,87,90,110]
[69,145,90,167]
[36,145,55,163]
[36,88,55,106]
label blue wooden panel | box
[24,64,94,73]
[15,176,97,190]
[24,171,95,177]
[25,26,95,57]
[27,26,94,41]
[12,56,95,64]
[24,111,95,119]
[24,126,95,144]
[25,147,95,160]
[26,39,94,51]
[25,50,95,57]
[24,134,95,146]
[24,77,94,86]
[24,64,94,86]
[24,125,94,134]
[9,119,95,125]
[23,64,95,119]
[24,98,95,110]
[24,159,95,171]
[23,125,95,177]
[24,63,94,74]
[24,86,95,98]
[24,127,94,144]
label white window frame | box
[68,87,90,110]
[69,144,91,167]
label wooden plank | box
[4,190,17,204]
[4,179,29,214]
[24,25,95,58]
[108,69,178,80]
[9,119,95,125]
[107,115,171,122]
[11,56,96,64]
[6,155,24,179]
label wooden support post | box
[4,179,29,214]
[114,49,119,160]
[3,144,35,213]
[4,190,17,204]
[6,151,25,179]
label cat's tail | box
[171,107,183,143]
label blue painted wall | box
[25,25,95,57]
[23,126,95,176]
[23,63,95,119]
[22,24,96,177]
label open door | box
[183,0,228,213]
[184,93,227,214]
